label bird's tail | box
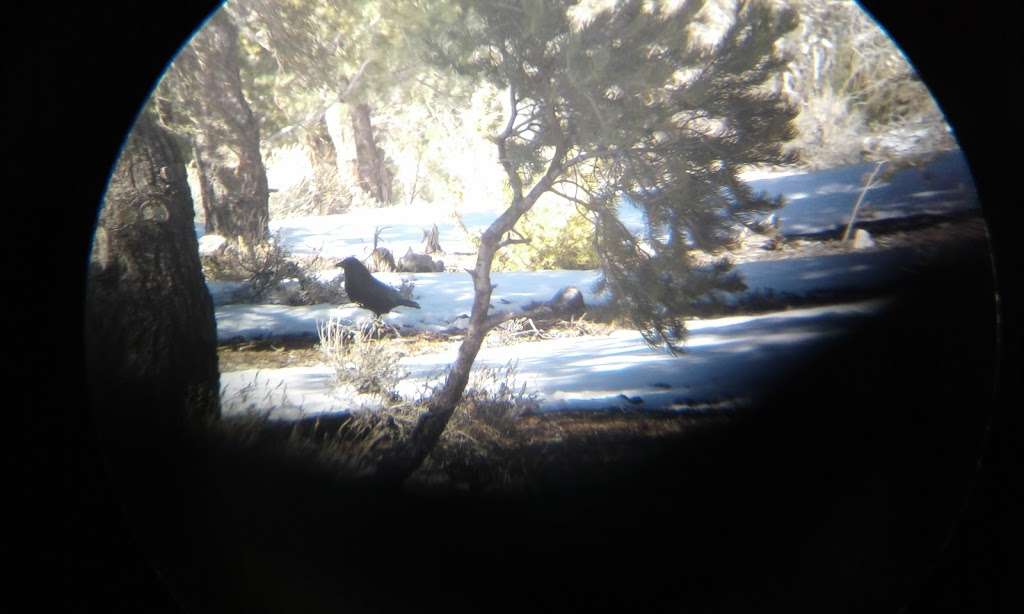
[399,299,421,310]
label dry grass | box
[317,318,409,397]
[213,348,725,494]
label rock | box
[852,228,875,249]
[548,286,585,316]
[399,247,444,273]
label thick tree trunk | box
[349,102,393,205]
[86,109,220,431]
[304,115,341,215]
[172,10,269,245]
[86,112,221,611]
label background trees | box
[772,0,954,166]
[227,0,420,206]
[155,10,271,246]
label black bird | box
[337,256,421,316]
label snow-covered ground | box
[221,299,888,419]
[615,149,978,239]
[212,246,928,340]
[743,149,978,236]
[210,149,984,419]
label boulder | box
[399,247,444,272]
[548,286,586,316]
[852,228,875,249]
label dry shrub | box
[494,200,598,272]
[491,313,610,346]
[202,233,347,305]
[413,363,541,492]
[317,318,407,396]
[201,232,295,285]
[785,88,870,169]
[299,404,423,479]
[268,170,352,219]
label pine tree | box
[423,0,797,348]
[379,0,799,483]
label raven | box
[337,256,421,316]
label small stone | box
[549,286,585,315]
[852,228,875,249]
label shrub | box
[494,200,599,271]
[786,88,870,168]
[457,362,540,429]
[317,318,407,397]
[776,0,954,167]
[201,232,299,299]
[412,362,539,492]
[202,233,347,305]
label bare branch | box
[497,237,530,249]
[495,86,520,141]
[338,58,374,102]
[372,225,390,250]
[494,86,525,202]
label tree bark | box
[171,10,269,245]
[304,115,341,215]
[349,102,393,205]
[86,109,220,431]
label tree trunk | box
[349,102,393,205]
[172,10,269,245]
[86,109,220,431]
[86,111,221,611]
[304,115,341,215]
[374,238,500,483]
[371,117,569,483]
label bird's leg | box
[377,317,401,339]
[361,315,400,340]
[358,317,378,341]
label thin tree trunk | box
[373,238,500,482]
[349,102,393,205]
[843,160,885,242]
[86,109,221,431]
[374,137,569,484]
